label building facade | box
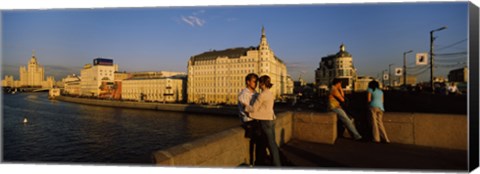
[2,75,14,87]
[187,27,290,105]
[79,58,118,97]
[315,44,357,91]
[62,74,81,96]
[122,76,185,103]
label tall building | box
[315,44,357,91]
[187,27,290,105]
[1,51,55,88]
[80,58,118,97]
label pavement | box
[277,138,468,172]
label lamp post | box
[388,64,394,87]
[430,26,447,92]
[403,50,413,86]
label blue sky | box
[1,2,468,83]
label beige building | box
[2,51,56,88]
[62,74,81,96]
[187,27,290,105]
[315,44,357,91]
[122,76,185,103]
[80,58,118,97]
[2,75,14,87]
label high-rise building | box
[80,58,118,97]
[1,51,55,88]
[315,44,357,92]
[187,27,291,105]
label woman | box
[367,80,390,143]
[243,75,281,166]
[329,78,362,140]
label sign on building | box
[395,68,403,76]
[416,53,428,65]
[383,74,389,80]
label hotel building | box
[187,27,292,105]
[315,44,357,92]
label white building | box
[80,58,118,97]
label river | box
[2,92,240,165]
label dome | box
[336,43,352,57]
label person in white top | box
[447,82,460,95]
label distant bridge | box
[32,88,51,92]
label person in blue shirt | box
[367,80,390,143]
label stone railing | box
[152,111,294,166]
[383,113,467,150]
[150,111,468,166]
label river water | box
[2,92,240,165]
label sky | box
[1,2,469,83]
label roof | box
[191,47,257,62]
[124,76,186,81]
[190,46,285,65]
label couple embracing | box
[238,73,281,167]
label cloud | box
[192,10,206,16]
[226,18,238,22]
[181,15,206,27]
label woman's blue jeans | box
[332,108,362,139]
[260,120,281,166]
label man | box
[238,73,266,166]
[238,73,259,124]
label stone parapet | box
[384,113,467,150]
[293,112,337,144]
[153,111,294,166]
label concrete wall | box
[293,112,337,144]
[384,112,467,150]
[153,111,293,167]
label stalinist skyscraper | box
[17,51,55,88]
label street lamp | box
[430,26,447,92]
[403,50,413,86]
[388,64,394,87]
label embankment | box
[55,96,237,116]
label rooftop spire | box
[262,25,265,37]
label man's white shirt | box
[238,88,258,122]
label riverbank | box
[56,96,238,116]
